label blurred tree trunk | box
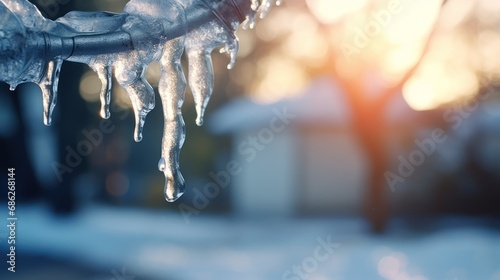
[334,8,445,230]
[335,80,391,232]
[336,43,438,232]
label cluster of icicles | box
[0,0,281,201]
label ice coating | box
[1,0,53,30]
[0,2,27,87]
[0,0,281,202]
[0,1,48,90]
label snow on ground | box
[4,204,500,280]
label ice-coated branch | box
[0,0,281,202]
[1,0,252,83]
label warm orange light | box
[79,70,101,102]
[401,0,500,111]
[242,0,500,110]
[327,0,442,86]
[403,59,479,111]
[306,0,367,24]
[251,54,308,103]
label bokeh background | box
[0,0,499,279]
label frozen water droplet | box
[196,118,204,126]
[158,157,166,171]
[259,0,273,19]
[251,0,260,11]
[242,14,257,30]
[225,38,239,69]
[218,39,240,69]
[38,59,63,126]
[164,172,185,202]
[9,84,16,91]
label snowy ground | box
[1,204,499,280]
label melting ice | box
[0,0,281,202]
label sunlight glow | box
[328,0,443,87]
[477,30,500,78]
[113,85,133,110]
[384,0,442,44]
[241,0,500,111]
[306,0,367,24]
[439,0,474,29]
[251,54,308,103]
[379,0,442,86]
[402,0,500,110]
[79,71,101,102]
[403,59,479,110]
[281,13,328,66]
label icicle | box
[187,48,214,126]
[91,65,113,119]
[159,37,187,202]
[38,59,63,126]
[0,0,282,203]
[114,64,155,142]
[220,37,240,70]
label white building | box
[207,77,447,216]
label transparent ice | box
[0,0,281,202]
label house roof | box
[207,77,351,134]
